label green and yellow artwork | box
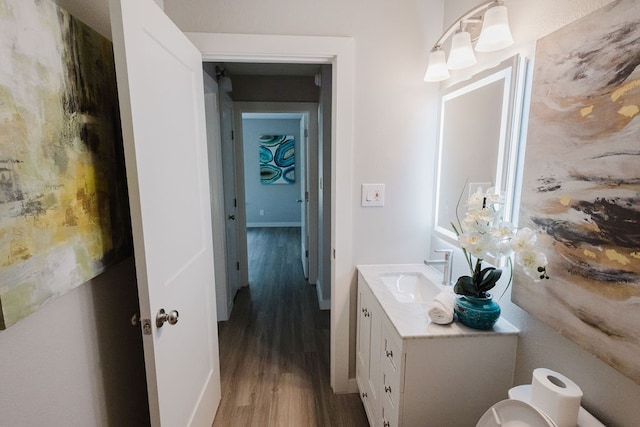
[259,135,295,184]
[0,0,131,329]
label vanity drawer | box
[382,321,403,372]
[382,355,402,410]
[381,384,399,427]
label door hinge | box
[234,198,237,208]
[141,319,152,335]
[304,128,308,137]
[231,130,235,140]
[236,261,240,271]
[333,249,336,259]
[305,191,309,201]
[305,250,309,258]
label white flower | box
[461,212,487,234]
[467,189,486,212]
[476,207,498,225]
[453,187,550,289]
[458,231,483,249]
[483,188,504,205]
[510,227,537,252]
[492,221,515,240]
[496,239,514,257]
[459,232,494,259]
[516,248,548,281]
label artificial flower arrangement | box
[452,187,549,299]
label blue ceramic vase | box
[454,295,501,330]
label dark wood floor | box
[213,227,369,427]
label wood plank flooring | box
[213,227,369,427]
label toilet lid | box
[476,399,556,427]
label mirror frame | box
[433,55,528,245]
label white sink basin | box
[379,272,442,303]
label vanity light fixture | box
[447,27,477,70]
[424,0,514,82]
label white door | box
[220,94,240,298]
[203,68,230,321]
[299,118,309,278]
[109,0,221,426]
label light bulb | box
[424,49,450,82]
[475,4,513,53]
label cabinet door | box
[356,282,372,391]
[357,277,385,426]
[356,279,373,421]
[368,294,382,405]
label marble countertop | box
[357,263,519,339]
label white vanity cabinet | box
[357,265,519,427]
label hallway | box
[213,227,368,426]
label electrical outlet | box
[259,209,264,216]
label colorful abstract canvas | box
[0,0,131,328]
[513,0,640,383]
[259,135,295,184]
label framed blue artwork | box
[259,135,295,184]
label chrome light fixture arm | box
[430,0,502,52]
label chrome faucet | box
[424,249,454,286]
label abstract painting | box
[513,0,640,384]
[0,0,131,329]
[259,135,295,184]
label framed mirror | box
[433,55,527,243]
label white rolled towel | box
[427,288,457,325]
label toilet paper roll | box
[531,368,583,427]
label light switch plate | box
[361,183,385,207]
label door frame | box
[235,103,319,284]
[188,33,356,393]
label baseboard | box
[246,222,301,228]
[315,279,330,310]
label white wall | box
[0,259,150,427]
[430,1,640,426]
[243,118,302,226]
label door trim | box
[234,102,319,284]
[188,33,355,393]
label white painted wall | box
[0,259,150,427]
[430,1,640,426]
[243,118,302,226]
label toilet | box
[477,385,605,427]
[476,399,556,427]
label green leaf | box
[477,268,502,293]
[454,275,481,297]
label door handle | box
[296,199,303,203]
[228,214,236,220]
[156,308,179,327]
